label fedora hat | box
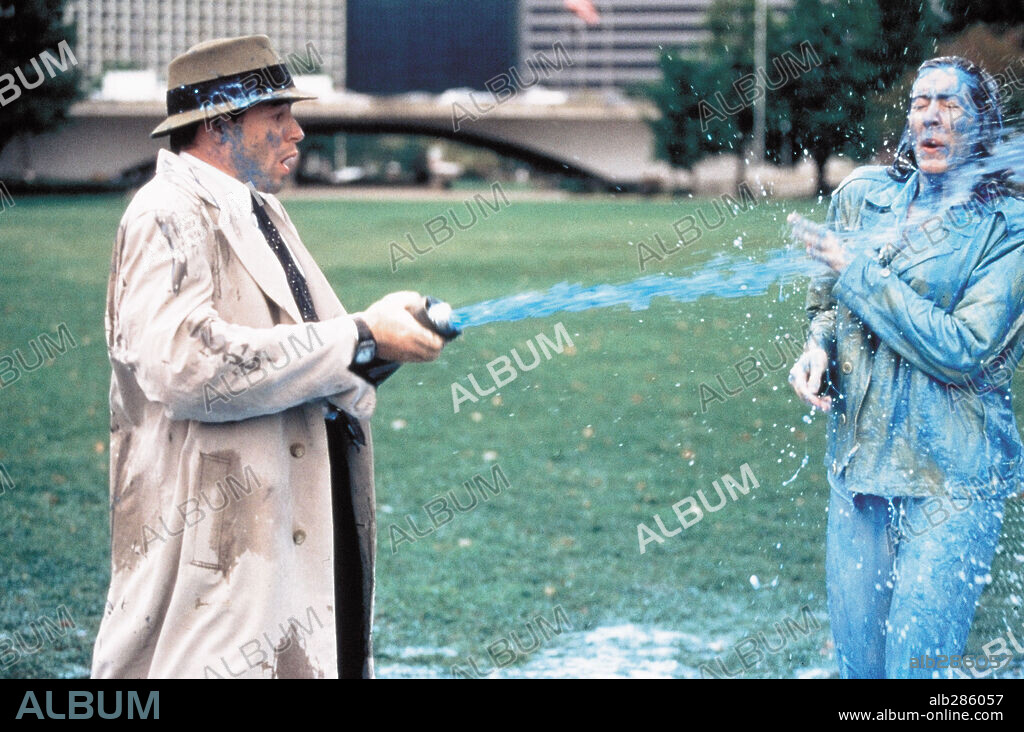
[151,34,317,138]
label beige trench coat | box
[92,150,378,678]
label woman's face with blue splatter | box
[220,102,304,193]
[908,66,980,177]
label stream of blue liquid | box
[449,247,826,330]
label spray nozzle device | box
[422,295,461,341]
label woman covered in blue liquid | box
[787,56,1024,679]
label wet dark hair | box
[887,56,1009,200]
[169,122,201,154]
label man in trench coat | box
[91,35,444,679]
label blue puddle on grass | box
[377,622,835,679]
[379,622,1024,679]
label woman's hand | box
[789,345,833,412]
[788,212,852,273]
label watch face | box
[355,342,375,364]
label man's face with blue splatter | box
[220,101,304,193]
[908,66,980,177]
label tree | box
[649,0,941,194]
[648,54,719,172]
[782,0,942,194]
[872,0,941,88]
[942,0,1022,33]
[780,0,885,194]
[648,0,789,191]
[701,0,795,186]
[860,1,941,158]
[0,0,83,161]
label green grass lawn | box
[1,190,1021,678]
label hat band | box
[166,64,294,117]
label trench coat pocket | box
[189,452,232,570]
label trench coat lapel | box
[858,170,961,274]
[892,193,981,276]
[213,198,306,325]
[165,152,305,325]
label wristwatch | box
[351,316,377,366]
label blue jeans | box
[825,485,1005,678]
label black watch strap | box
[351,316,376,366]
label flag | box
[564,0,600,26]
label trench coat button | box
[290,443,305,458]
[841,361,853,375]
[879,267,891,277]
[293,529,306,545]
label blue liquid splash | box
[450,247,828,330]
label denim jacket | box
[807,165,1024,499]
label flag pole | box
[752,0,767,163]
